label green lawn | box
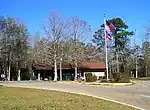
[0,86,135,110]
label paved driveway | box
[1,81,150,110]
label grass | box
[0,87,136,110]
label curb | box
[65,91,145,110]
[87,82,134,86]
[62,81,134,86]
[3,85,145,110]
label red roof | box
[33,62,105,70]
[80,62,105,69]
[58,64,73,69]
[33,64,52,70]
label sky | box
[0,0,150,46]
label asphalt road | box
[1,80,150,110]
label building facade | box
[32,62,106,81]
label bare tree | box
[142,28,150,76]
[43,11,66,81]
[66,16,91,80]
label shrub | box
[92,75,97,82]
[85,72,92,82]
[85,72,97,82]
[112,72,130,83]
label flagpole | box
[104,14,109,80]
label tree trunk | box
[38,73,40,81]
[7,64,11,81]
[17,69,20,81]
[74,61,77,80]
[4,70,6,81]
[54,59,57,81]
[31,72,34,80]
[60,61,62,81]
[28,64,33,80]
[135,49,138,78]
[116,52,119,73]
[135,64,138,78]
[146,65,147,77]
[33,72,34,77]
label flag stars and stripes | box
[106,20,116,33]
[105,20,116,40]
